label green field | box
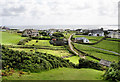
[0,32,26,45]
[73,43,119,62]
[85,56,100,63]
[25,40,52,46]
[73,35,103,43]
[65,56,80,64]
[10,48,73,58]
[91,40,119,54]
[3,68,104,80]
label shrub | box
[103,61,120,81]
[18,38,32,45]
[78,58,103,70]
[2,46,74,73]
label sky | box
[0,0,119,26]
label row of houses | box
[22,29,66,37]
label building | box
[50,38,68,46]
[65,29,70,32]
[99,59,112,67]
[22,29,39,37]
[107,32,120,39]
[76,29,83,33]
[74,37,89,43]
[48,29,64,33]
[88,28,104,36]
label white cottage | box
[88,28,104,36]
[74,37,89,43]
[107,32,120,39]
[22,29,39,37]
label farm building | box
[50,38,68,46]
[74,37,89,43]
[88,28,104,36]
[99,59,112,67]
[107,32,120,39]
[22,29,39,37]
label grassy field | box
[65,56,80,64]
[10,48,73,57]
[0,32,26,45]
[73,43,119,62]
[25,40,52,46]
[3,68,105,80]
[106,38,120,41]
[73,35,103,43]
[91,40,119,54]
[85,56,100,63]
[25,40,66,50]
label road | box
[68,34,85,59]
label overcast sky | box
[0,0,119,26]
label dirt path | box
[68,34,85,59]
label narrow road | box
[68,34,85,59]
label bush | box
[18,38,32,45]
[53,33,64,37]
[2,46,75,73]
[103,61,120,81]
[78,58,103,70]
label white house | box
[22,29,39,37]
[88,28,104,36]
[74,37,89,43]
[107,32,120,39]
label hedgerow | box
[2,45,75,73]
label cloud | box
[0,0,119,25]
[1,6,26,16]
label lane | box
[68,34,85,59]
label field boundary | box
[73,37,106,45]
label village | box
[0,26,120,80]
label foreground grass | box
[0,32,26,45]
[73,43,119,62]
[3,68,104,80]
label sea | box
[5,25,119,31]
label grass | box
[0,32,26,45]
[63,32,74,39]
[86,56,100,63]
[25,40,52,46]
[73,35,103,43]
[65,56,80,64]
[10,48,73,57]
[25,40,66,50]
[3,68,105,80]
[73,43,119,62]
[91,40,119,54]
[106,38,120,41]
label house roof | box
[75,37,89,40]
[89,28,104,33]
[99,59,112,67]
[24,29,39,33]
[108,32,120,35]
